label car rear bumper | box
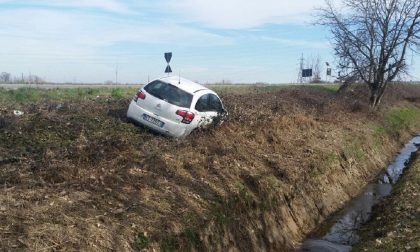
[127,100,190,138]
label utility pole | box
[298,53,304,84]
[115,64,119,85]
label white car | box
[127,76,227,138]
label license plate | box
[142,114,165,128]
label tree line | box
[0,72,45,84]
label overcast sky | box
[0,0,419,84]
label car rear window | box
[144,80,193,108]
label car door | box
[194,93,223,128]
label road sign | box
[164,52,172,74]
[302,69,312,78]
[164,52,172,64]
[165,65,172,74]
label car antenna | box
[178,71,181,84]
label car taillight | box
[133,91,146,101]
[176,110,195,124]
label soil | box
[1,84,420,251]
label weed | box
[368,122,386,148]
[343,140,365,161]
[307,150,338,177]
[0,116,7,129]
[183,227,199,248]
[384,106,420,136]
[208,84,288,95]
[260,175,282,209]
[307,84,340,93]
[320,152,339,170]
[160,238,175,252]
[133,233,149,250]
[235,182,254,208]
[210,196,229,226]
[64,88,101,98]
[0,88,41,103]
[111,88,124,98]
[0,86,136,106]
[213,207,227,226]
[86,88,95,95]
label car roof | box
[157,76,212,94]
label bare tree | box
[0,72,11,83]
[318,0,420,108]
[27,74,44,84]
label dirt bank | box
[1,84,420,251]
[353,153,420,252]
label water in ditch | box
[300,135,420,252]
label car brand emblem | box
[156,104,161,110]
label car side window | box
[195,94,210,112]
[195,94,222,112]
[209,94,223,112]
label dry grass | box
[0,84,420,251]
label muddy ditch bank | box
[1,85,420,251]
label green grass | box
[133,233,149,250]
[208,83,340,95]
[0,83,339,105]
[343,140,365,161]
[212,206,227,226]
[384,106,420,136]
[207,84,297,95]
[0,87,138,105]
[305,84,340,93]
[320,152,339,170]
[234,182,255,208]
[183,227,199,248]
[367,106,420,146]
[368,122,387,148]
[111,87,125,99]
[160,238,176,252]
[0,87,42,103]
[260,175,283,209]
[61,88,100,98]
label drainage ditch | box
[300,134,420,252]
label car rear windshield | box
[144,80,193,108]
